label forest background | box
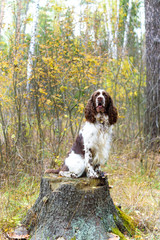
[0,0,160,239]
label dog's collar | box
[96,114,109,125]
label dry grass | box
[0,146,160,240]
[106,149,160,240]
[0,174,40,239]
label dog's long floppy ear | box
[107,96,118,125]
[85,94,97,123]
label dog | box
[45,89,118,178]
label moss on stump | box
[22,174,136,240]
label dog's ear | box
[107,96,118,125]
[85,95,96,123]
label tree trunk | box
[0,102,10,159]
[26,0,39,92]
[16,0,21,45]
[105,0,116,58]
[22,175,135,240]
[122,0,132,58]
[144,0,160,145]
[0,0,5,38]
[114,0,120,59]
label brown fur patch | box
[71,133,85,157]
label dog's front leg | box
[85,148,99,178]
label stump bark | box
[22,175,134,240]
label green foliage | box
[0,175,40,232]
[0,2,156,239]
[0,1,145,173]
[0,0,145,173]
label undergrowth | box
[107,148,160,240]
[0,174,40,238]
[0,145,160,240]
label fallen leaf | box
[7,226,29,239]
[107,232,120,240]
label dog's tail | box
[45,168,60,174]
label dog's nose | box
[98,97,103,101]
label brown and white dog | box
[45,89,118,178]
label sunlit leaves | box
[0,0,145,171]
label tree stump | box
[22,174,135,240]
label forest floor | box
[0,147,160,240]
[107,147,160,240]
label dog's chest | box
[95,114,110,136]
[95,124,110,149]
[81,119,111,148]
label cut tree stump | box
[22,174,135,240]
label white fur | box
[95,89,106,107]
[60,114,113,178]
[60,152,85,178]
[81,115,112,177]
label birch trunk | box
[0,0,5,38]
[105,0,116,58]
[22,0,30,41]
[121,0,132,58]
[27,0,40,92]
[114,0,120,59]
[16,0,21,45]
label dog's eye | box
[95,92,100,97]
[102,92,106,96]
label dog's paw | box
[87,172,99,179]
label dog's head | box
[85,89,118,124]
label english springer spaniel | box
[46,89,118,178]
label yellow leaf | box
[60,86,67,92]
[39,88,47,95]
[46,99,52,105]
